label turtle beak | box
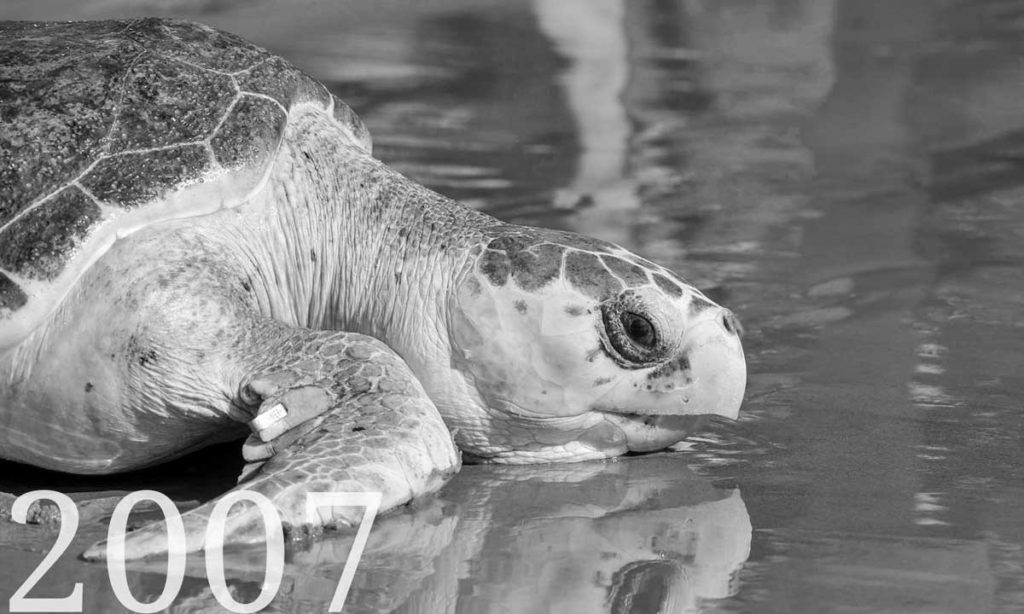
[679,308,746,420]
[615,306,746,418]
[593,307,745,453]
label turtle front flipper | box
[82,334,460,561]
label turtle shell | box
[0,18,371,348]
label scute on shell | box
[0,187,101,280]
[0,17,372,347]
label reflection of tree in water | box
[535,0,718,253]
[621,0,715,251]
[324,6,579,229]
[624,0,714,114]
[406,9,579,210]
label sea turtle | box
[0,18,746,559]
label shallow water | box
[3,1,1024,612]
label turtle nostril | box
[721,310,743,338]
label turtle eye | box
[621,312,656,348]
[601,301,666,367]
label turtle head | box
[440,227,746,463]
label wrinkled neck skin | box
[256,117,481,341]
[234,109,494,440]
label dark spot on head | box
[511,244,563,291]
[647,356,690,380]
[139,349,158,367]
[84,382,94,393]
[564,251,621,300]
[601,255,649,287]
[514,300,528,314]
[593,376,612,387]
[565,304,584,317]
[488,234,531,253]
[351,426,365,432]
[310,249,317,263]
[653,273,684,298]
[479,249,510,286]
[689,296,715,316]
[241,278,252,292]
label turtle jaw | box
[597,414,708,453]
[448,408,709,462]
[585,312,746,453]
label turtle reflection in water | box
[0,19,745,559]
[109,460,751,613]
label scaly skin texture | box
[83,335,459,559]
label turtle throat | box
[264,108,487,369]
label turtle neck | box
[242,107,494,372]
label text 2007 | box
[6,490,381,614]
